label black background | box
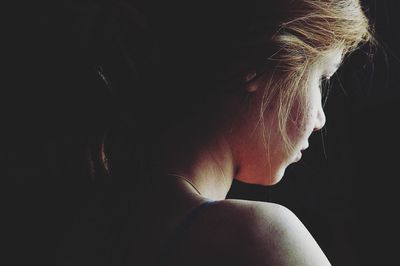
[5,0,400,265]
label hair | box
[248,0,373,153]
[88,0,373,179]
[32,2,373,263]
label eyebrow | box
[326,63,341,76]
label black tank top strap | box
[157,200,217,265]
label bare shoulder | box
[222,199,331,265]
[170,199,331,266]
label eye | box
[319,75,331,107]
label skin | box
[159,49,342,198]
[234,49,342,185]
[136,49,342,265]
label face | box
[233,49,342,185]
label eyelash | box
[319,75,331,107]
[319,76,330,91]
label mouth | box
[292,144,309,163]
[301,144,309,151]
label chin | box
[268,169,286,185]
[255,168,286,186]
[269,167,289,185]
[235,164,287,186]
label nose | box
[313,106,326,132]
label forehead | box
[318,49,343,75]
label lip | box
[301,144,309,151]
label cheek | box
[287,98,317,145]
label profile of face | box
[233,49,343,185]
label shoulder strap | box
[158,201,216,265]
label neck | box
[157,114,238,200]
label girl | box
[74,0,372,265]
